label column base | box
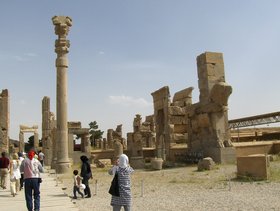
[56,161,71,174]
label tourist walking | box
[10,153,21,196]
[108,154,134,211]
[73,169,84,199]
[80,155,92,198]
[18,152,25,190]
[20,150,43,211]
[0,151,10,189]
[38,150,45,167]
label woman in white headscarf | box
[10,153,21,197]
[108,154,134,211]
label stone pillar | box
[42,97,50,147]
[196,52,232,148]
[19,132,24,152]
[0,89,9,153]
[42,96,52,165]
[107,129,113,149]
[151,86,170,160]
[82,134,91,153]
[34,132,39,151]
[51,127,57,169]
[189,52,235,163]
[103,138,107,150]
[52,16,72,173]
[113,140,123,159]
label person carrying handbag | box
[108,154,134,211]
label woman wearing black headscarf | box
[80,155,92,198]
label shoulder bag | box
[108,172,120,196]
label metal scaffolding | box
[229,111,280,129]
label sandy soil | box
[59,161,280,211]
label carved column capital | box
[52,16,72,57]
[52,16,72,37]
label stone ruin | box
[42,96,56,166]
[108,125,126,158]
[19,124,39,152]
[132,114,156,148]
[68,121,91,154]
[0,89,9,153]
[2,16,236,172]
[187,52,235,163]
[42,96,92,166]
[127,114,156,168]
[128,52,236,164]
[151,86,193,162]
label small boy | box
[73,170,84,199]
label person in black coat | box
[80,155,92,198]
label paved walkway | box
[0,168,78,211]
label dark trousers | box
[24,178,40,211]
[73,185,83,198]
[82,178,91,197]
[20,173,24,189]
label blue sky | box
[1,1,280,140]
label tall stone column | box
[19,132,24,152]
[151,86,170,161]
[107,129,113,149]
[52,16,72,173]
[42,97,51,165]
[0,89,9,153]
[34,131,39,151]
[82,134,91,153]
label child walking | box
[73,170,84,199]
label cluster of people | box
[72,155,93,199]
[0,150,44,211]
[0,151,24,195]
[1,150,134,211]
[72,153,134,211]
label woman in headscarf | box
[108,154,134,211]
[10,153,21,196]
[80,155,92,198]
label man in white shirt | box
[20,150,43,211]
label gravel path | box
[61,161,280,211]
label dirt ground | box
[58,159,280,211]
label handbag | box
[108,172,120,196]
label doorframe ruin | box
[19,125,39,152]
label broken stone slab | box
[237,154,270,180]
[173,87,194,102]
[94,159,111,168]
[168,106,185,115]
